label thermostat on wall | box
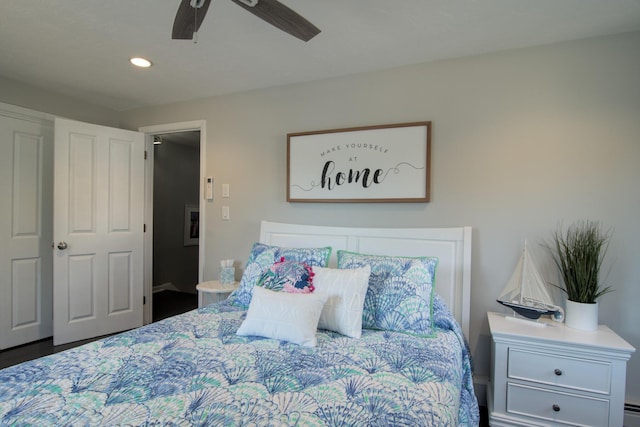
[206,177,213,200]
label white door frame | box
[138,120,206,325]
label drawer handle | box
[552,404,561,412]
[554,369,562,376]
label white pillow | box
[236,286,327,347]
[314,265,371,338]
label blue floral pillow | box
[337,250,438,337]
[258,258,315,293]
[231,243,330,307]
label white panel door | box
[0,110,53,350]
[53,118,145,345]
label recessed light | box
[130,57,152,68]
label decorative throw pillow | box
[337,251,438,337]
[313,265,371,338]
[231,243,331,307]
[236,286,328,347]
[258,258,315,293]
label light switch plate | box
[222,183,229,198]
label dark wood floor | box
[480,406,489,426]
[0,290,197,370]
[152,290,198,321]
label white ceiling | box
[1,1,639,112]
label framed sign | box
[184,204,199,246]
[287,121,431,202]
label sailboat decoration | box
[497,242,564,322]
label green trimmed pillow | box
[337,251,438,337]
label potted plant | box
[549,220,612,331]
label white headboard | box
[259,221,472,337]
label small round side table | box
[196,280,239,308]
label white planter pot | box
[565,300,598,331]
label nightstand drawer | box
[508,348,611,394]
[507,383,609,426]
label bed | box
[0,221,479,426]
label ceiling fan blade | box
[172,0,213,40]
[230,0,320,42]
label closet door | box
[0,106,54,350]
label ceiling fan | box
[172,0,321,42]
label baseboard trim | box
[153,282,180,293]
[627,403,640,413]
[625,402,640,427]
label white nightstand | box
[196,280,238,308]
[487,311,635,427]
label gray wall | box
[120,32,640,404]
[152,140,200,293]
[0,76,120,127]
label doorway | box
[151,131,200,321]
[140,121,206,325]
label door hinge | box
[143,223,146,233]
[144,150,147,160]
[143,296,146,305]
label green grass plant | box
[549,221,612,304]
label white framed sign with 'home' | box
[287,121,431,203]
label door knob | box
[57,241,68,250]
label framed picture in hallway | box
[184,204,199,246]
[287,121,431,203]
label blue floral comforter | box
[0,295,479,426]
